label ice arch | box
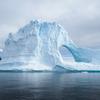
[61,44,92,63]
[59,46,74,61]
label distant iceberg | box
[0,20,100,71]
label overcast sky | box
[0,0,100,49]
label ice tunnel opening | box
[59,46,74,62]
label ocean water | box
[0,72,100,100]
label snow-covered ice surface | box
[0,20,100,72]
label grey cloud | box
[57,0,100,48]
[0,0,100,48]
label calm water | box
[0,72,100,100]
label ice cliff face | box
[0,20,94,71]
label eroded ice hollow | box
[0,20,100,71]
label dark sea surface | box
[0,72,100,100]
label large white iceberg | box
[0,20,100,71]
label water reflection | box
[0,73,100,100]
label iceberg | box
[0,20,100,71]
